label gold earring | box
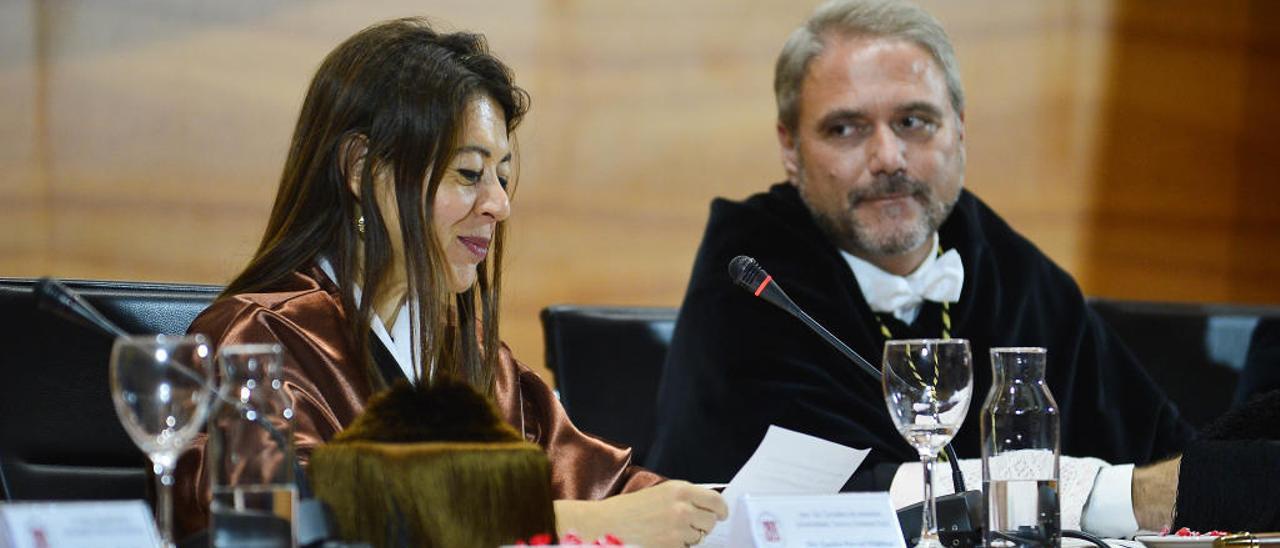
[356,215,365,235]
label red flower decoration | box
[514,532,625,546]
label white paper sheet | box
[732,492,907,548]
[0,500,161,548]
[700,425,870,547]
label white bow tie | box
[847,248,965,323]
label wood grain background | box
[2,0,1277,381]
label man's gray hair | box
[775,0,964,132]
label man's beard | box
[801,171,956,258]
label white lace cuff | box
[889,455,1110,530]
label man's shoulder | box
[709,182,805,224]
[702,182,828,254]
[948,189,1085,299]
[950,191,1022,246]
[949,190,1058,265]
[687,182,851,309]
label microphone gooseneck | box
[726,256,967,494]
[35,277,131,339]
[728,256,881,380]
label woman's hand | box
[554,480,729,547]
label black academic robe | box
[1176,387,1280,530]
[647,183,1194,488]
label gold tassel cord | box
[873,248,954,389]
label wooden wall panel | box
[1082,0,1280,303]
[0,1,46,275]
[1,0,1276,382]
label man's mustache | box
[848,173,930,206]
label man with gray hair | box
[648,0,1201,536]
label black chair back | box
[1090,298,1280,427]
[539,305,677,465]
[0,278,219,501]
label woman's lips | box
[458,236,490,260]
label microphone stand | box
[727,258,967,493]
[728,257,983,547]
[760,276,970,469]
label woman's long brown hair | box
[220,18,529,395]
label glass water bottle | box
[981,347,1060,548]
[207,343,298,548]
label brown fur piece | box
[335,377,523,444]
[311,375,557,547]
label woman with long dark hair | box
[175,18,725,546]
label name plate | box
[0,500,161,548]
[728,492,907,548]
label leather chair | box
[1090,298,1279,427]
[0,278,220,501]
[539,305,677,465]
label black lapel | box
[369,329,410,385]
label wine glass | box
[109,334,214,546]
[882,338,973,548]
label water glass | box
[109,334,214,546]
[882,338,973,548]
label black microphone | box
[727,256,966,483]
[729,256,882,380]
[35,279,223,403]
[35,277,131,339]
[34,278,333,546]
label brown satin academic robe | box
[173,266,662,538]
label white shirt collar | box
[840,233,964,325]
[316,257,421,383]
